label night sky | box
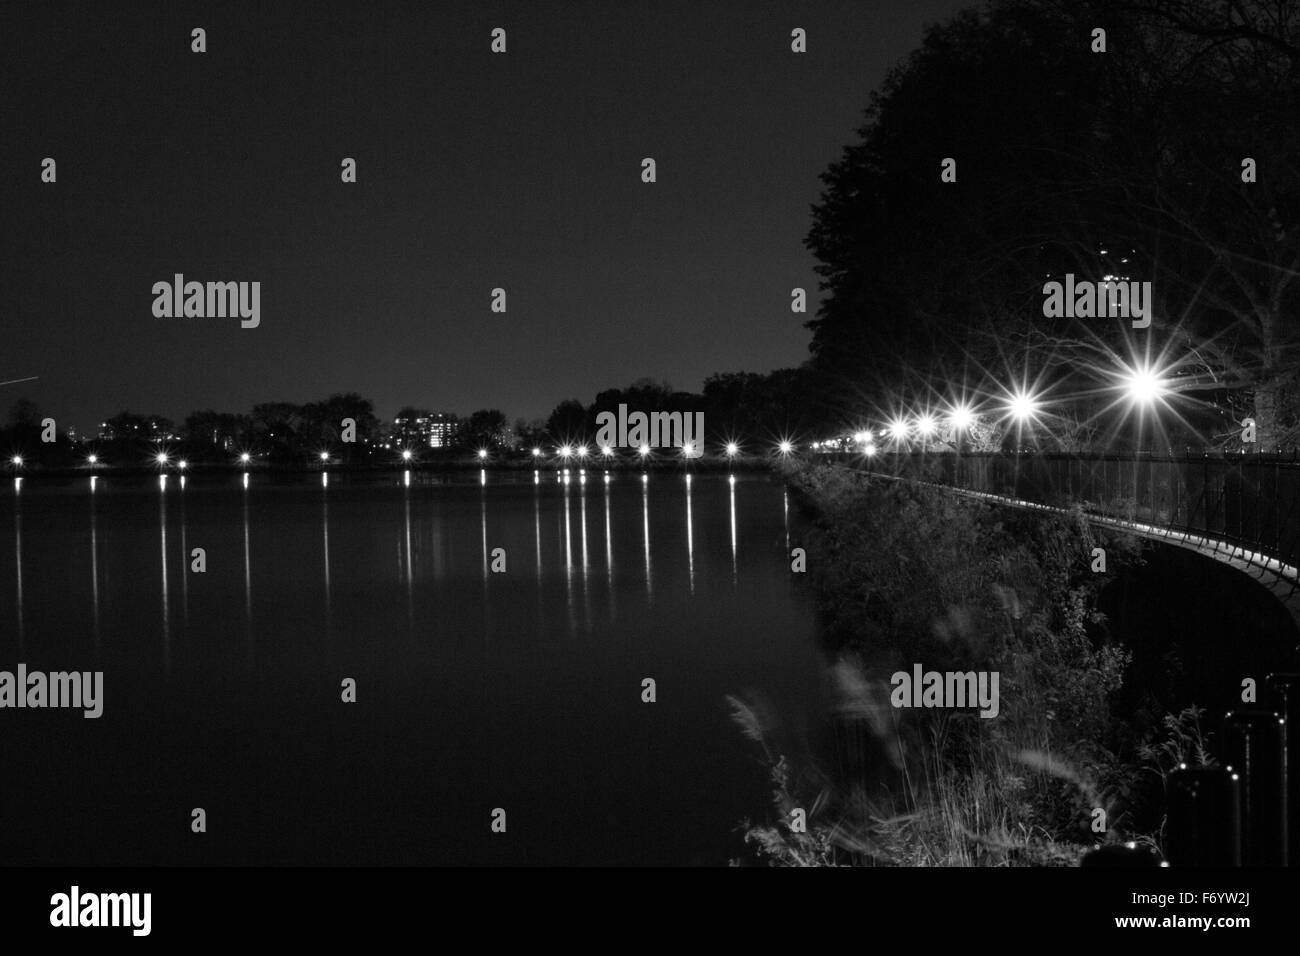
[2,0,969,432]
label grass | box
[732,462,1190,867]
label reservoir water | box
[0,470,824,865]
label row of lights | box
[5,364,1171,471]
[10,367,1165,472]
[819,363,1171,450]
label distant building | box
[97,417,176,442]
[393,412,458,449]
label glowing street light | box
[947,404,974,431]
[1007,391,1040,422]
[477,448,489,460]
[1121,363,1169,406]
[863,443,877,457]
[916,414,937,437]
[10,455,22,467]
[177,460,188,471]
[532,447,541,458]
[87,454,98,466]
[778,441,794,455]
[601,445,614,458]
[319,451,330,463]
[638,444,651,458]
[239,452,251,465]
[887,419,909,441]
[576,445,589,460]
[155,452,169,466]
[725,442,739,457]
[401,449,413,462]
[559,444,573,459]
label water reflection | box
[580,473,592,630]
[481,485,490,638]
[404,483,414,629]
[534,479,543,628]
[180,477,190,628]
[13,486,23,649]
[564,478,576,634]
[4,474,794,664]
[243,487,253,658]
[322,483,331,619]
[160,481,171,677]
[90,480,100,647]
[0,473,846,865]
[685,474,695,594]
[729,474,738,586]
[604,478,614,614]
[642,475,652,602]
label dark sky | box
[2,0,970,432]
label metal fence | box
[827,450,1300,585]
[824,450,1300,867]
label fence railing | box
[824,450,1300,867]
[825,450,1300,591]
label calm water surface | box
[0,471,824,865]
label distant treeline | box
[1,368,819,466]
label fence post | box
[1224,709,1288,866]
[1267,672,1300,866]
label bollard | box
[1224,709,1287,866]
[1166,765,1241,866]
[1266,672,1299,865]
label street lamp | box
[1121,363,1168,406]
[402,449,413,462]
[532,447,541,458]
[319,451,330,463]
[1007,391,1040,422]
[87,454,98,466]
[947,404,974,432]
[778,440,794,455]
[726,442,739,457]
[239,452,251,465]
[478,448,489,460]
